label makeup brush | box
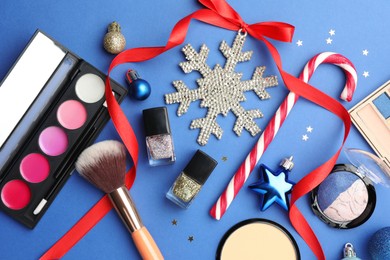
[75,140,164,260]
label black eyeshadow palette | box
[0,30,127,228]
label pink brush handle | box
[210,52,357,220]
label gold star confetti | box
[188,236,194,242]
[172,219,178,225]
[222,156,228,162]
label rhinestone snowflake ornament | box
[165,31,278,145]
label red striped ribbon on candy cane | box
[210,52,358,220]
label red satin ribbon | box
[41,0,350,259]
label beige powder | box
[220,222,298,260]
[357,104,390,157]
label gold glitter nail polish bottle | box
[143,107,176,166]
[166,150,217,208]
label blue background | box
[1,0,389,259]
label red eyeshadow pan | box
[1,180,31,210]
[57,100,87,130]
[20,153,50,183]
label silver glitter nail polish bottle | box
[166,150,217,208]
[143,107,176,166]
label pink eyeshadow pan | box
[1,180,31,210]
[39,126,68,156]
[57,100,87,130]
[20,153,50,183]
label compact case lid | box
[345,148,390,187]
[183,150,217,185]
[0,31,67,150]
[142,106,171,136]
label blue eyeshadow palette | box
[349,81,390,170]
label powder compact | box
[0,30,127,228]
[216,218,300,260]
[311,148,390,229]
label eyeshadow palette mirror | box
[0,30,127,228]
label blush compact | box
[0,30,127,228]
[311,148,390,229]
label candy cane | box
[210,52,357,220]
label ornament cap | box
[343,243,358,258]
[280,156,294,171]
[108,21,121,32]
[126,69,140,84]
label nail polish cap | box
[143,107,171,136]
[183,150,218,185]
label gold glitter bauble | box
[103,21,126,54]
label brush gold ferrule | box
[108,186,143,233]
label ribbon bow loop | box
[199,0,245,28]
[200,0,294,42]
[248,22,295,42]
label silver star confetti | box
[165,31,278,145]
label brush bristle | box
[75,140,127,193]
